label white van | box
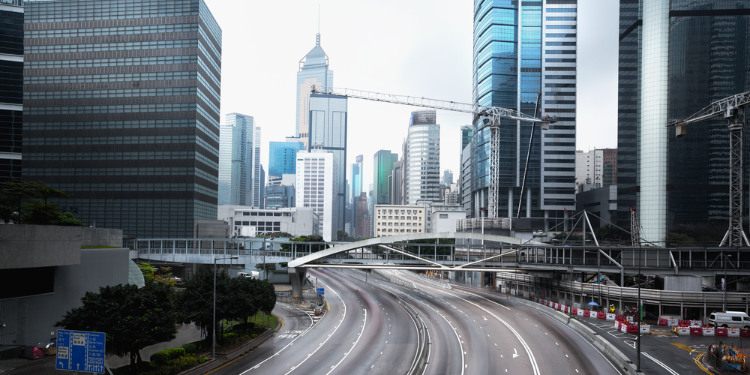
[708,311,750,328]
[237,271,260,279]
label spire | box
[316,33,320,46]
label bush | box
[181,343,199,354]
[223,332,238,340]
[149,347,186,364]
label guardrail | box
[371,269,417,289]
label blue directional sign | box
[316,288,324,295]
[56,329,106,374]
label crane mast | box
[669,91,750,246]
[311,85,555,218]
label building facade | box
[268,140,303,181]
[443,169,453,185]
[0,0,23,183]
[617,0,750,242]
[218,113,253,206]
[405,111,440,204]
[264,185,295,210]
[373,150,398,206]
[351,154,363,202]
[295,149,337,242]
[22,0,222,238]
[374,204,425,237]
[389,159,403,205]
[308,93,347,231]
[218,205,318,238]
[430,203,465,234]
[296,33,333,149]
[470,0,576,228]
[353,193,368,238]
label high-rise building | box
[308,93,347,231]
[0,0,23,183]
[617,0,750,243]
[389,159,404,205]
[295,148,338,242]
[351,155,363,202]
[443,170,454,186]
[460,125,472,154]
[470,0,576,227]
[22,0,221,238]
[265,185,294,210]
[296,33,333,149]
[405,111,440,204]
[353,193,368,238]
[575,148,617,191]
[373,150,398,206]
[251,126,262,207]
[219,113,254,206]
[268,140,303,180]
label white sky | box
[204,0,619,190]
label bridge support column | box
[289,267,307,303]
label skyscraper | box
[22,0,222,238]
[352,155,363,202]
[308,93,347,231]
[470,1,576,226]
[219,113,254,206]
[268,140,304,180]
[405,111,440,204]
[252,126,262,207]
[617,0,750,243]
[460,125,473,153]
[443,170,454,186]
[373,150,398,205]
[0,0,22,183]
[296,148,338,242]
[296,33,333,149]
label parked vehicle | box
[708,311,750,328]
[237,271,260,279]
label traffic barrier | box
[615,314,624,321]
[658,317,668,326]
[690,327,703,336]
[717,327,728,336]
[677,327,691,336]
[741,328,750,338]
[606,313,615,321]
[620,323,628,333]
[728,328,741,337]
[678,320,690,327]
[667,318,678,326]
[577,309,584,317]
[703,327,715,336]
[614,321,621,330]
[626,316,634,323]
[597,311,606,320]
[690,320,702,327]
[627,324,638,334]
[640,324,650,334]
[588,310,597,318]
[554,303,559,310]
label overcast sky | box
[204,0,619,190]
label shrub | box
[223,332,238,339]
[149,347,186,364]
[181,343,199,354]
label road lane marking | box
[325,309,367,375]
[642,352,680,375]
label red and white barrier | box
[703,327,715,336]
[728,328,741,337]
[667,318,678,326]
[588,310,598,318]
[640,324,651,334]
[606,313,615,321]
[626,316,635,323]
[677,327,691,336]
[577,309,584,317]
[689,320,702,327]
[690,327,702,336]
[620,323,628,333]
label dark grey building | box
[22,0,222,238]
[0,0,23,183]
[265,185,295,210]
[576,185,617,230]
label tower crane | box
[310,85,556,218]
[668,91,750,246]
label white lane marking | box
[642,352,680,375]
[413,299,464,375]
[325,309,367,375]
[239,304,314,373]
[513,348,519,358]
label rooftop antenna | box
[316,4,321,46]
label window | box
[439,214,448,219]
[732,317,742,322]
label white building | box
[576,149,609,191]
[218,205,318,238]
[430,203,465,234]
[374,205,425,237]
[295,148,338,242]
[404,111,440,204]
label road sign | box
[56,329,106,374]
[316,288,324,295]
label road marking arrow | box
[483,316,488,321]
[512,348,519,358]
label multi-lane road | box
[210,269,663,374]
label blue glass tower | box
[218,113,253,206]
[268,141,304,180]
[296,33,333,149]
[471,0,576,229]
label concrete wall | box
[0,248,130,347]
[80,227,123,247]
[0,225,81,269]
[193,220,230,238]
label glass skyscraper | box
[471,0,576,227]
[308,93,347,231]
[218,113,253,206]
[405,111,440,204]
[22,0,222,238]
[373,150,398,205]
[618,0,750,243]
[0,0,23,183]
[296,33,333,149]
[268,140,304,180]
[351,154,363,202]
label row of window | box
[24,150,219,170]
[380,222,419,227]
[37,182,217,196]
[239,212,291,217]
[26,134,197,146]
[26,2,198,23]
[24,87,198,101]
[378,229,422,234]
[234,221,282,226]
[24,71,197,84]
[377,216,421,221]
[27,40,199,54]
[26,55,198,69]
[25,103,196,116]
[26,23,199,38]
[377,209,422,214]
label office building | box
[295,149,338,242]
[374,204,425,237]
[404,111,440,204]
[575,150,594,190]
[251,126,262,207]
[430,203,465,233]
[373,150,398,206]
[443,170,454,186]
[351,155,363,202]
[576,185,617,230]
[22,0,222,238]
[307,93,347,232]
[616,0,750,242]
[461,142,472,215]
[0,0,22,183]
[218,113,254,206]
[389,159,404,205]
[268,140,303,180]
[353,193,368,238]
[296,33,333,149]
[265,185,294,210]
[218,205,318,238]
[461,125,473,154]
[258,164,265,207]
[470,0,576,228]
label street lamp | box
[723,253,732,311]
[213,256,238,359]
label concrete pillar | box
[289,267,307,302]
[564,210,569,232]
[526,188,531,218]
[508,188,514,218]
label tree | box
[337,230,348,241]
[175,268,232,346]
[23,201,83,226]
[55,282,178,371]
[255,263,276,271]
[138,263,155,282]
[0,181,81,225]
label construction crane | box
[310,85,557,218]
[668,91,750,246]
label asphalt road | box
[212,268,417,375]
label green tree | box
[0,181,81,225]
[255,263,276,271]
[22,201,83,226]
[138,263,155,282]
[337,230,348,241]
[55,282,178,371]
[175,268,232,345]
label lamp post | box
[636,241,641,372]
[213,256,238,359]
[723,253,732,311]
